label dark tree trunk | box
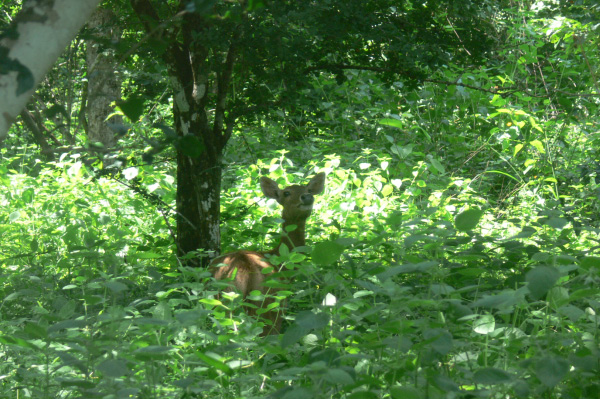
[173,102,223,266]
[131,0,238,267]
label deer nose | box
[300,193,314,205]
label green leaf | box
[513,143,524,157]
[484,170,521,182]
[390,386,422,399]
[117,95,145,122]
[557,305,584,322]
[22,187,34,203]
[347,391,379,399]
[312,241,344,265]
[247,0,265,11]
[432,373,460,392]
[430,158,445,174]
[24,323,47,339]
[530,139,545,154]
[379,118,403,128]
[281,323,306,349]
[282,311,329,348]
[178,135,205,158]
[580,256,600,271]
[137,251,163,259]
[9,211,20,222]
[105,280,129,293]
[281,387,312,399]
[473,367,513,384]
[97,359,129,378]
[472,291,518,309]
[134,346,174,361]
[424,329,453,355]
[545,217,568,230]
[197,352,233,375]
[547,287,569,309]
[535,357,569,388]
[386,211,403,225]
[381,184,393,197]
[454,208,484,231]
[295,311,329,330]
[48,319,86,332]
[473,315,495,335]
[59,379,96,389]
[513,226,536,238]
[323,368,354,385]
[0,335,40,350]
[526,266,559,300]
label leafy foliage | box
[1,0,600,398]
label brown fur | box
[210,172,326,335]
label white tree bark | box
[0,0,101,141]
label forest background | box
[0,0,599,398]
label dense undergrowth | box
[2,3,600,397]
[1,118,599,398]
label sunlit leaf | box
[197,352,233,375]
[473,314,495,335]
[530,139,545,154]
[454,208,484,231]
[379,118,403,128]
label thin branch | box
[214,28,241,151]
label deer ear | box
[260,177,281,199]
[307,172,325,195]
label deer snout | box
[300,193,314,205]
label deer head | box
[260,172,326,251]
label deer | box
[210,172,326,336]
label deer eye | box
[283,191,291,197]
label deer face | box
[260,173,326,223]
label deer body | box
[210,172,326,335]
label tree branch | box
[214,27,241,151]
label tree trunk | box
[130,0,237,266]
[174,97,221,266]
[175,144,222,265]
[171,74,225,267]
[86,8,122,148]
[0,0,101,140]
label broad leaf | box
[312,241,344,265]
[526,266,559,300]
[535,357,569,388]
[473,367,513,384]
[454,208,484,231]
